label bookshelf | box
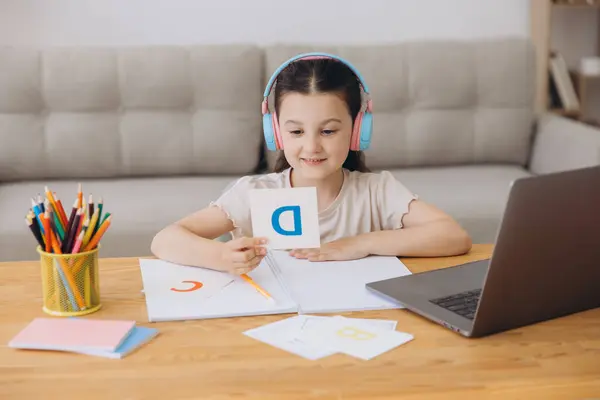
[530,0,600,126]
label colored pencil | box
[30,198,45,234]
[77,183,83,209]
[63,208,82,253]
[65,198,78,239]
[241,274,274,302]
[26,185,112,255]
[53,192,69,228]
[26,215,45,248]
[37,193,45,212]
[82,209,100,248]
[95,197,103,234]
[49,231,85,310]
[88,194,94,221]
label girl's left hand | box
[289,236,369,262]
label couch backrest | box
[262,38,536,171]
[0,38,536,182]
[0,45,264,182]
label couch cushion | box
[0,176,240,262]
[262,38,536,171]
[0,45,264,182]
[388,165,533,244]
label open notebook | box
[139,251,412,322]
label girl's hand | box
[220,236,268,275]
[289,236,369,262]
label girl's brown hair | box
[271,58,370,173]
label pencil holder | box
[37,245,102,316]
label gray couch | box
[2,38,599,262]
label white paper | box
[139,258,298,322]
[269,251,412,313]
[249,187,320,250]
[298,317,413,360]
[244,314,400,360]
[243,315,335,360]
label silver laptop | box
[366,165,600,338]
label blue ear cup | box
[359,112,373,150]
[263,113,277,151]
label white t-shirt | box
[210,168,418,244]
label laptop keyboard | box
[429,288,482,320]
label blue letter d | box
[271,205,302,236]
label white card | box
[243,315,401,360]
[243,315,335,360]
[249,187,320,250]
[298,317,413,360]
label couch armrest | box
[529,113,600,175]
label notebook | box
[139,250,411,322]
[73,326,159,359]
[8,318,136,352]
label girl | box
[151,54,472,275]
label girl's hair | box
[271,58,370,173]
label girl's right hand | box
[220,236,268,275]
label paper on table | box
[243,315,400,360]
[244,315,334,360]
[139,258,299,322]
[297,316,414,360]
[269,250,412,314]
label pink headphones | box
[261,52,373,152]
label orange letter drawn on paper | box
[170,280,203,292]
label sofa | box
[2,38,599,262]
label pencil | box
[64,198,78,239]
[42,211,51,253]
[88,194,94,220]
[53,192,69,228]
[63,208,82,253]
[37,193,45,212]
[30,198,45,234]
[240,274,274,301]
[82,209,99,248]
[49,231,85,310]
[95,197,103,234]
[77,183,83,209]
[73,215,112,275]
[26,215,45,248]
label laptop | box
[366,165,600,338]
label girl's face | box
[277,92,353,181]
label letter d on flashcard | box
[271,205,302,236]
[249,187,320,250]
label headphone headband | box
[262,52,371,99]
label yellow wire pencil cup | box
[37,245,102,316]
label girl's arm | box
[360,199,472,257]
[150,206,235,270]
[290,199,472,261]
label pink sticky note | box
[8,318,136,352]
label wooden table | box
[1,244,599,399]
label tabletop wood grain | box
[1,244,599,400]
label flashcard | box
[249,187,320,250]
[297,316,413,360]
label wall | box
[0,0,529,46]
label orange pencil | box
[77,183,83,209]
[53,192,68,228]
[73,215,111,275]
[49,231,85,309]
[83,215,111,251]
[42,211,51,253]
[44,187,63,230]
[240,274,273,301]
